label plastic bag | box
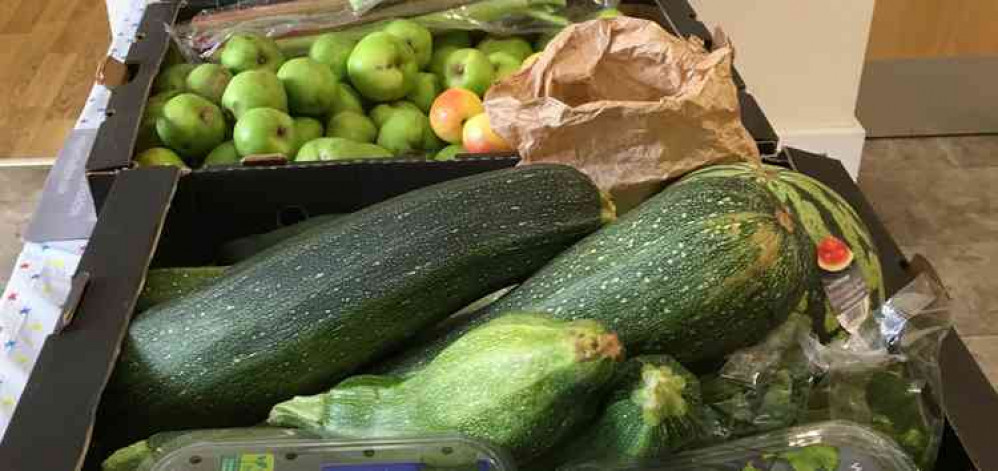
[696,271,951,469]
[804,272,951,470]
[698,313,817,442]
[561,421,920,471]
[172,0,619,61]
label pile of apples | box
[135,19,545,168]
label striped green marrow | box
[681,163,884,336]
[135,267,227,312]
[269,314,623,462]
[99,165,612,447]
[381,174,816,370]
[531,355,704,470]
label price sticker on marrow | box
[816,235,871,336]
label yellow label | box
[238,454,274,471]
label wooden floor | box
[0,0,110,159]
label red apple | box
[462,113,513,153]
[429,88,484,143]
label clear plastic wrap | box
[698,313,817,442]
[561,421,920,471]
[102,428,514,471]
[695,271,951,469]
[172,0,619,61]
[803,272,952,470]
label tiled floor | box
[858,136,998,387]
[0,137,995,387]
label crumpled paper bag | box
[485,17,760,211]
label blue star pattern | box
[18,307,29,316]
[3,341,14,351]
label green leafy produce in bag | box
[269,313,623,461]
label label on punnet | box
[221,454,275,471]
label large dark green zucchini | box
[216,213,343,264]
[381,175,816,372]
[99,164,611,445]
[135,267,228,312]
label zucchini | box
[99,164,612,446]
[135,267,227,312]
[530,355,704,470]
[381,174,816,370]
[269,314,623,461]
[216,214,343,264]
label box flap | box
[0,167,180,471]
[87,2,181,172]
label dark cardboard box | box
[3,149,995,470]
[84,0,775,180]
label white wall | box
[688,0,875,178]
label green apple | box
[293,117,325,156]
[488,52,522,83]
[331,83,365,115]
[434,143,466,161]
[185,63,232,104]
[156,93,226,162]
[477,36,532,62]
[308,33,356,80]
[296,137,393,161]
[407,72,439,112]
[347,32,418,102]
[135,147,188,168]
[219,33,285,74]
[153,64,194,94]
[221,69,288,119]
[429,46,458,77]
[369,101,422,128]
[203,141,240,166]
[137,90,182,150]
[327,111,377,144]
[277,58,338,116]
[383,19,433,69]
[233,107,297,157]
[443,48,493,97]
[377,109,440,154]
[434,31,471,50]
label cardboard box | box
[3,149,995,470]
[84,0,776,184]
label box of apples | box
[131,18,559,170]
[83,0,775,211]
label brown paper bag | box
[485,17,760,211]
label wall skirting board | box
[688,0,874,180]
[778,123,867,180]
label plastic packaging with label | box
[171,0,620,61]
[102,428,514,471]
[561,421,919,471]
